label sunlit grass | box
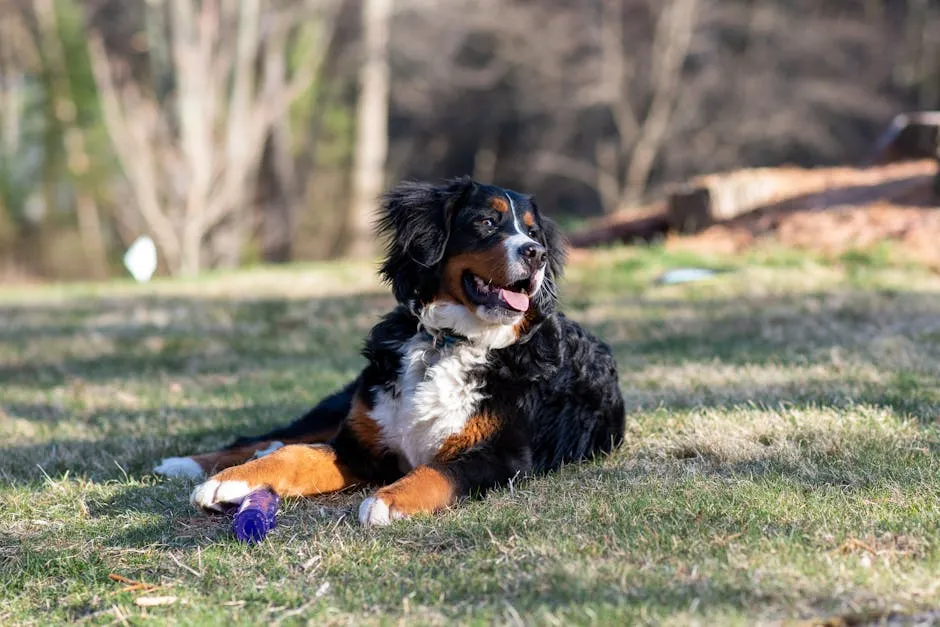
[2,245,939,625]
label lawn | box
[1,246,939,626]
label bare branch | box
[600,0,638,142]
[349,0,393,258]
[534,151,621,214]
[87,35,183,267]
[622,0,699,206]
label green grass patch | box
[2,247,940,625]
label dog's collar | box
[419,328,466,349]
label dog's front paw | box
[190,478,257,513]
[358,495,406,527]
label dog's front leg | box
[191,444,359,512]
[357,429,532,526]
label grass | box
[1,245,939,625]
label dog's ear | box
[378,177,476,305]
[539,214,567,282]
[529,204,567,320]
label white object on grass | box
[123,235,158,283]
[153,456,205,479]
[656,267,719,285]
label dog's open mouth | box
[463,272,533,312]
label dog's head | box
[378,177,566,344]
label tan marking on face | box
[435,413,502,462]
[437,248,514,308]
[523,212,535,228]
[210,444,358,497]
[489,197,509,213]
[373,465,457,515]
[347,396,386,456]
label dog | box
[155,177,625,526]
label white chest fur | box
[369,335,490,469]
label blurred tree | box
[534,0,700,212]
[87,0,340,276]
[0,6,37,270]
[1,0,115,279]
[899,0,939,108]
[33,0,109,278]
[2,0,939,281]
[348,0,391,259]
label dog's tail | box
[225,378,358,449]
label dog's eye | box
[528,228,539,238]
[479,218,495,229]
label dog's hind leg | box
[153,379,358,480]
[190,443,360,512]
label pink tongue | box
[499,288,529,312]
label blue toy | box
[232,489,280,544]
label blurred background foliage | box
[0,0,937,280]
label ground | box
[1,246,939,626]
[674,160,940,269]
[570,160,940,272]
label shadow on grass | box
[0,293,394,386]
[590,289,940,367]
[3,288,938,384]
[496,569,768,620]
[580,435,938,495]
[623,386,940,426]
[0,403,315,483]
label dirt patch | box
[664,160,940,267]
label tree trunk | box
[257,36,296,265]
[180,224,202,277]
[34,0,110,278]
[204,216,244,270]
[258,133,294,263]
[621,0,699,206]
[75,191,108,279]
[348,0,392,259]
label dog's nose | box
[519,242,547,269]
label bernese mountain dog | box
[155,177,625,526]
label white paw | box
[153,456,205,479]
[358,495,404,527]
[190,479,254,513]
[252,441,285,459]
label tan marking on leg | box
[211,444,358,497]
[185,430,337,475]
[347,397,386,455]
[489,197,509,213]
[188,445,271,475]
[373,465,457,516]
[435,414,501,462]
